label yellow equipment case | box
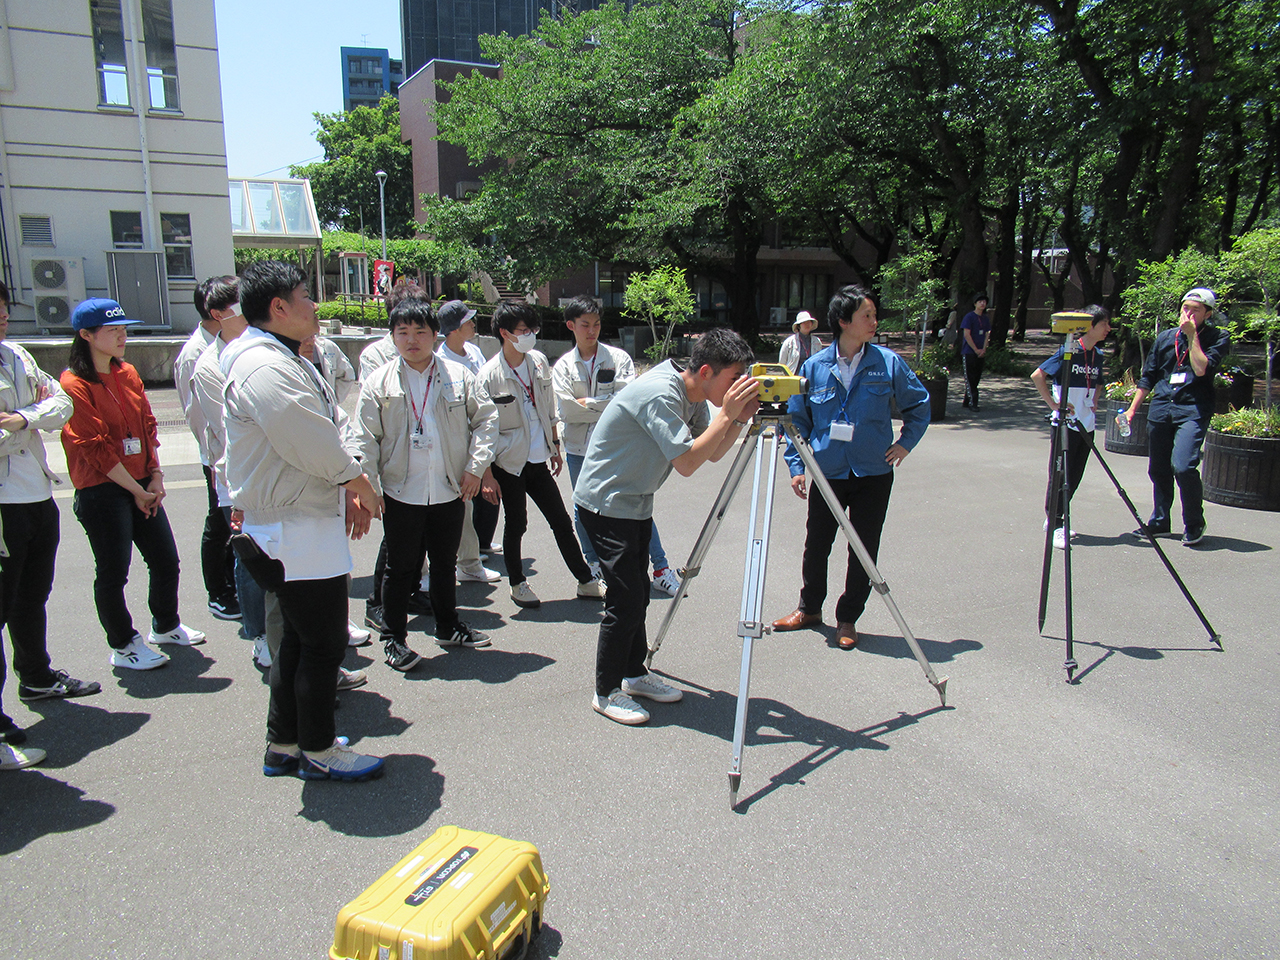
[330,826,549,960]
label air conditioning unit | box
[26,255,87,331]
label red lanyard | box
[408,365,435,431]
[511,363,536,410]
[1174,334,1188,370]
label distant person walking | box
[960,293,992,411]
[60,299,204,671]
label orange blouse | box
[59,361,161,490]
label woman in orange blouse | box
[60,299,203,671]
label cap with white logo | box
[71,298,143,332]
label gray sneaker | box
[298,740,384,781]
[336,667,368,690]
[18,670,102,702]
[592,688,650,725]
[0,742,45,770]
[622,673,683,703]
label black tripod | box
[645,409,947,808]
[1037,342,1222,682]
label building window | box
[160,212,193,279]
[90,0,130,106]
[110,211,144,248]
[141,0,180,110]
[777,272,830,313]
[597,264,629,308]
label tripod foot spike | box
[1211,634,1223,650]
[1064,658,1078,683]
[932,676,948,707]
[729,772,741,809]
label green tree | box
[1221,228,1280,407]
[291,96,416,239]
[623,265,696,361]
[1119,248,1226,372]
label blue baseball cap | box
[71,298,142,332]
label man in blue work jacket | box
[771,285,931,650]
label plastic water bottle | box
[1115,410,1131,437]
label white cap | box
[1182,287,1217,310]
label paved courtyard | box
[2,368,1277,959]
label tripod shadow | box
[1038,633,1219,685]
[654,671,950,811]
[839,631,981,663]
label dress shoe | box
[772,609,821,632]
[836,622,859,650]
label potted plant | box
[912,342,952,422]
[1103,373,1148,455]
[1213,356,1255,413]
[1203,406,1280,511]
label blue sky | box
[215,0,402,178]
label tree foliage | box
[623,265,696,360]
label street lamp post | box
[375,169,388,261]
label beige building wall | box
[0,0,234,334]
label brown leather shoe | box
[836,622,859,649]
[772,609,822,632]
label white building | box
[0,0,233,334]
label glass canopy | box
[228,178,322,248]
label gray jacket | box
[552,343,635,457]
[475,350,559,474]
[221,326,364,524]
[355,354,498,499]
[0,341,71,494]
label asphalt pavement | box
[2,370,1277,960]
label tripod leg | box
[646,426,760,667]
[1061,424,1076,682]
[729,429,782,808]
[1084,434,1223,649]
[1039,422,1066,632]
[782,422,948,706]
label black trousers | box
[962,354,985,406]
[492,461,591,586]
[798,471,894,625]
[0,498,60,689]
[267,574,348,752]
[200,465,236,603]
[1146,416,1208,530]
[1044,428,1092,527]
[472,493,500,548]
[381,495,465,642]
[580,509,652,697]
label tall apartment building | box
[400,0,612,77]
[341,46,404,113]
[0,0,233,333]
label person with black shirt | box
[1031,305,1110,549]
[1122,288,1231,546]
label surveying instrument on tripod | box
[646,363,948,809]
[1037,313,1222,683]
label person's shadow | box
[0,770,115,854]
[298,753,444,837]
[109,645,233,699]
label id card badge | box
[829,421,855,443]
[122,437,142,456]
[411,430,430,451]
[1170,372,1189,385]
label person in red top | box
[60,298,204,670]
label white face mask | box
[511,331,537,354]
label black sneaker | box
[364,604,386,632]
[1182,522,1207,546]
[437,622,492,648]
[208,597,242,621]
[263,743,300,777]
[1130,522,1171,538]
[384,638,422,672]
[18,670,102,702]
[0,718,26,745]
[406,590,433,617]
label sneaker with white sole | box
[593,688,650,725]
[149,623,206,646]
[1,742,45,770]
[298,739,384,781]
[511,582,541,609]
[264,737,350,776]
[652,567,682,597]
[384,638,422,672]
[457,562,502,583]
[622,673,684,703]
[347,621,372,646]
[252,636,272,669]
[1052,527,1067,550]
[110,635,169,671]
[436,622,491,648]
[18,670,102,702]
[336,667,368,690]
[576,578,607,600]
[207,597,241,621]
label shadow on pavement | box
[527,924,564,958]
[1036,634,1222,685]
[332,690,413,740]
[297,753,443,837]
[0,770,115,854]
[109,644,233,698]
[407,650,556,685]
[509,599,605,626]
[835,632,983,663]
[20,698,150,766]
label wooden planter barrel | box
[1104,399,1148,455]
[1203,429,1280,511]
[1214,375,1255,413]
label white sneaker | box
[593,688,650,725]
[622,673,683,703]
[0,742,45,769]
[110,634,169,671]
[457,562,501,583]
[652,567,681,597]
[576,578,607,600]
[149,623,206,646]
[252,636,272,669]
[511,582,541,608]
[1052,527,1076,550]
[347,621,372,646]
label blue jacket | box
[784,343,930,479]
